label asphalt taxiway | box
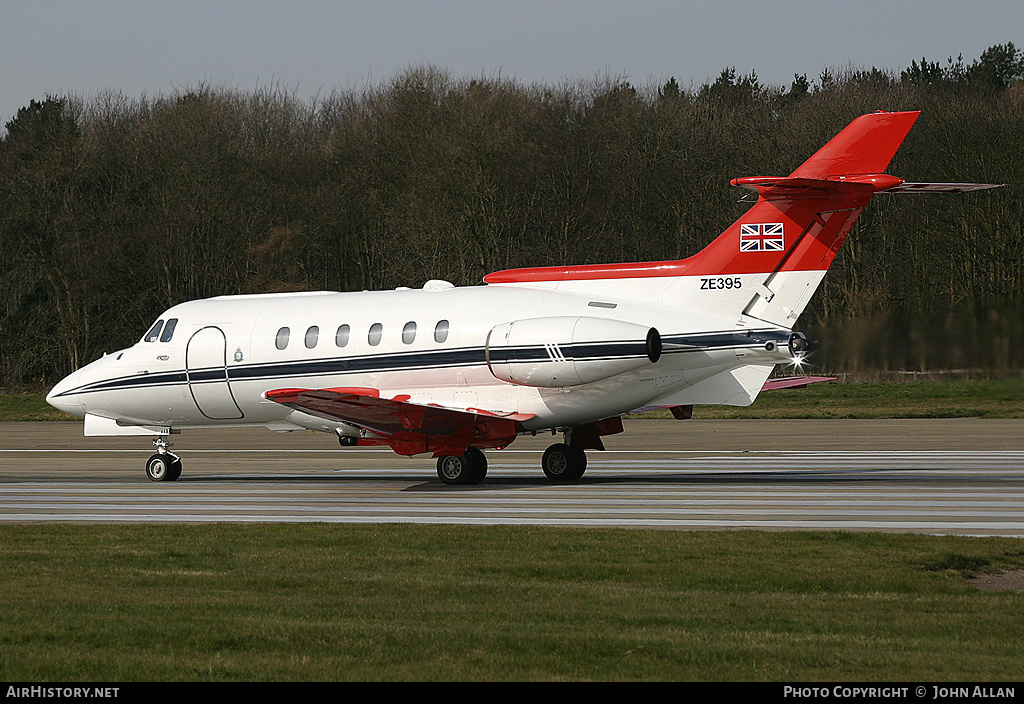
[2,419,1023,535]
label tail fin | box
[680,111,921,327]
[485,111,1000,327]
[789,110,920,178]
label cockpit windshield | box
[144,320,163,342]
[143,318,178,343]
[160,319,177,342]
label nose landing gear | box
[146,436,182,482]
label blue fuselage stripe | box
[55,329,789,398]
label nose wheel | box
[146,436,182,482]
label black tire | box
[146,454,177,482]
[464,447,488,485]
[542,443,587,482]
[569,445,588,480]
[437,454,472,485]
[437,448,488,485]
[167,457,183,481]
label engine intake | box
[486,316,661,387]
[789,332,809,355]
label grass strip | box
[0,393,76,421]
[2,525,1024,681]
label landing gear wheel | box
[146,454,181,482]
[464,447,488,484]
[167,457,183,481]
[436,454,470,485]
[542,443,587,482]
[436,448,488,486]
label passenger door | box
[186,326,244,420]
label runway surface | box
[2,419,1024,535]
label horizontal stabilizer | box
[731,177,1006,200]
[882,182,1006,194]
[730,174,904,197]
[761,376,835,391]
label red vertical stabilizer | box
[483,111,921,284]
[789,111,919,179]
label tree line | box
[1,44,1022,389]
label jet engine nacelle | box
[486,316,662,387]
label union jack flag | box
[739,223,785,252]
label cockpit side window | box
[144,320,164,342]
[159,319,178,342]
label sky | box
[1,0,1022,128]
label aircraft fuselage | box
[47,280,795,437]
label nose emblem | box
[234,348,244,362]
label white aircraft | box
[46,110,1000,484]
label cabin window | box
[159,319,178,342]
[144,320,163,342]
[305,325,319,349]
[335,324,350,347]
[275,327,290,350]
[368,323,383,346]
[402,321,416,344]
[434,319,449,343]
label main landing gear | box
[435,432,589,486]
[146,436,182,482]
[540,442,587,483]
[540,426,588,483]
[436,447,488,485]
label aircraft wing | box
[264,387,533,457]
[761,375,835,390]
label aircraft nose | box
[46,372,86,418]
